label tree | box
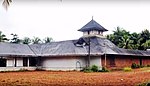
[2,0,12,10]
[130,32,140,49]
[138,29,150,50]
[107,27,150,50]
[118,35,133,49]
[0,31,8,42]
[107,27,130,47]
[142,40,150,50]
[22,37,31,44]
[43,37,53,43]
[10,33,21,43]
[32,37,41,44]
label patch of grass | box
[123,67,132,72]
[138,82,150,86]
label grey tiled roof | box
[0,37,150,57]
[0,42,35,57]
[78,19,108,32]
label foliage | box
[22,37,31,44]
[32,37,41,44]
[82,65,99,72]
[10,33,21,44]
[2,0,12,10]
[138,82,150,86]
[131,63,140,69]
[91,65,99,72]
[107,27,150,50]
[82,67,93,73]
[43,37,53,43]
[98,67,109,72]
[123,67,132,72]
[0,31,54,44]
[0,31,8,42]
[147,65,150,67]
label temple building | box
[0,19,150,71]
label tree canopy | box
[107,27,150,50]
[0,31,53,44]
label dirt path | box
[0,68,149,86]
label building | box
[0,19,150,71]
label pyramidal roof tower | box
[78,18,108,38]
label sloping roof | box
[29,36,150,57]
[0,42,35,57]
[0,37,150,57]
[78,19,108,32]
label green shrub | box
[147,65,150,67]
[131,63,137,69]
[91,65,98,72]
[136,64,140,68]
[123,67,132,72]
[131,63,141,69]
[82,67,93,73]
[98,67,109,72]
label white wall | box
[6,57,23,67]
[16,58,23,67]
[7,58,14,67]
[41,57,86,70]
[90,56,102,69]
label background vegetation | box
[0,31,53,44]
[107,27,150,50]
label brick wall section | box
[142,57,150,66]
[101,55,150,69]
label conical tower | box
[78,19,108,38]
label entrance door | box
[0,58,6,67]
[109,56,115,67]
[23,58,28,67]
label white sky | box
[0,0,150,41]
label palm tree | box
[22,37,31,44]
[142,40,150,50]
[0,31,8,42]
[138,29,150,50]
[32,37,41,44]
[10,33,21,43]
[43,37,53,43]
[2,0,12,10]
[118,35,133,49]
[130,32,140,49]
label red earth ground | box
[0,68,149,86]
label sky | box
[0,0,150,41]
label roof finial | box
[92,16,93,20]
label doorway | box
[0,58,6,67]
